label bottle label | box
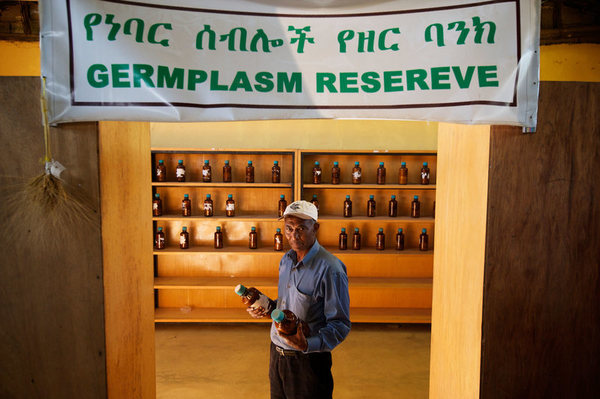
[202,169,209,176]
[204,203,212,211]
[158,237,164,245]
[251,293,271,311]
[421,171,430,179]
[226,203,235,211]
[353,171,361,179]
[315,170,321,176]
[180,236,186,245]
[156,169,162,176]
[182,203,187,210]
[275,236,282,244]
[176,168,185,177]
[153,203,158,210]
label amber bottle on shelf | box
[274,228,283,251]
[411,195,420,218]
[419,228,429,251]
[310,194,319,210]
[180,226,189,249]
[176,160,186,182]
[278,194,287,217]
[214,226,223,249]
[343,195,352,217]
[246,161,255,183]
[376,228,385,250]
[223,160,232,182]
[152,193,162,216]
[339,227,348,250]
[367,195,376,217]
[155,159,166,182]
[352,227,361,250]
[388,195,398,217]
[331,161,340,184]
[182,194,191,216]
[225,194,235,217]
[396,228,405,250]
[352,161,362,184]
[235,284,273,312]
[312,161,322,184]
[249,226,258,249]
[204,194,213,217]
[398,161,408,185]
[202,160,212,182]
[376,162,386,185]
[272,160,281,183]
[421,162,430,185]
[271,309,310,336]
[155,226,165,249]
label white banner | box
[41,0,540,127]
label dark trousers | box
[269,342,333,399]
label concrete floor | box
[156,323,431,398]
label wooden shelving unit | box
[151,149,436,323]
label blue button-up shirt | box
[270,240,351,353]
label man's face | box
[283,215,319,252]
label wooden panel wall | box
[481,82,600,398]
[99,122,155,398]
[429,123,490,399]
[0,77,106,398]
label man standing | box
[246,200,351,399]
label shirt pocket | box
[288,283,313,322]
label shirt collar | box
[285,239,321,268]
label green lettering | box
[360,72,381,93]
[357,31,375,53]
[111,64,130,88]
[340,72,359,93]
[431,67,451,90]
[378,28,400,51]
[316,73,337,93]
[157,66,184,89]
[452,66,475,89]
[337,30,354,53]
[406,69,429,91]
[383,71,403,92]
[132,64,155,88]
[277,72,302,93]
[187,70,208,90]
[254,72,274,92]
[210,70,229,91]
[478,65,499,87]
[229,71,253,91]
[87,64,108,88]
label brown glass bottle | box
[312,161,322,184]
[182,194,191,216]
[339,228,348,250]
[152,193,162,216]
[156,160,166,182]
[272,161,281,183]
[421,162,430,185]
[214,226,223,249]
[396,228,405,250]
[398,161,408,185]
[388,195,398,217]
[376,162,386,185]
[352,161,362,184]
[271,309,310,336]
[274,228,283,251]
[343,195,352,217]
[367,195,376,217]
[376,228,385,250]
[419,228,429,251]
[202,160,212,182]
[176,160,185,182]
[411,195,420,218]
[278,195,287,218]
[331,161,340,184]
[246,161,254,183]
[310,194,319,211]
[352,228,361,250]
[235,284,273,312]
[155,227,165,249]
[223,160,232,182]
[179,226,189,249]
[204,194,213,217]
[249,226,258,249]
[225,194,235,217]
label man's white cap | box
[281,200,318,221]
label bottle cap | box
[315,161,320,166]
[158,160,164,164]
[398,228,403,233]
[354,227,359,232]
[341,228,346,232]
[178,160,183,164]
[182,226,187,231]
[248,161,252,165]
[334,161,339,166]
[369,195,374,199]
[216,226,221,231]
[206,194,211,198]
[225,160,230,164]
[391,195,396,199]
[313,194,317,199]
[228,194,232,198]
[423,162,428,166]
[346,195,350,199]
[401,161,406,166]
[204,160,209,164]
[251,226,256,232]
[280,194,285,199]
[414,195,418,200]
[274,160,278,165]
[234,284,247,296]
[158,227,163,231]
[155,193,160,198]
[276,228,281,233]
[271,309,285,323]
[379,228,383,232]
[354,161,359,166]
[184,194,189,198]
[379,162,384,166]
[422,228,427,233]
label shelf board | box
[325,247,434,256]
[303,184,436,190]
[154,276,432,289]
[154,307,431,323]
[154,246,433,255]
[153,214,282,221]
[317,216,435,222]
[152,182,293,188]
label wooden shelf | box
[153,214,282,221]
[153,246,432,255]
[154,307,431,323]
[152,182,292,188]
[317,216,435,222]
[303,184,436,190]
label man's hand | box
[246,305,270,319]
[278,321,308,352]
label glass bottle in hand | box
[271,309,310,336]
[235,284,273,313]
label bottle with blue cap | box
[312,161,322,184]
[331,161,340,184]
[339,227,348,250]
[310,194,319,210]
[343,194,352,217]
[246,160,254,183]
[223,160,232,182]
[153,193,162,216]
[396,228,405,250]
[225,194,235,217]
[274,228,283,251]
[388,194,398,217]
[214,226,223,249]
[155,226,165,249]
[202,159,212,182]
[176,159,186,182]
[235,284,272,313]
[419,228,429,251]
[271,308,310,336]
[376,227,386,250]
[272,160,281,183]
[278,194,287,218]
[367,194,376,217]
[204,193,213,217]
[411,195,420,218]
[180,226,189,249]
[421,161,430,185]
[352,161,362,184]
[398,161,408,185]
[155,159,166,182]
[182,193,191,216]
[249,226,258,249]
[377,161,386,185]
[352,227,361,250]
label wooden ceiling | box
[0,0,598,44]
